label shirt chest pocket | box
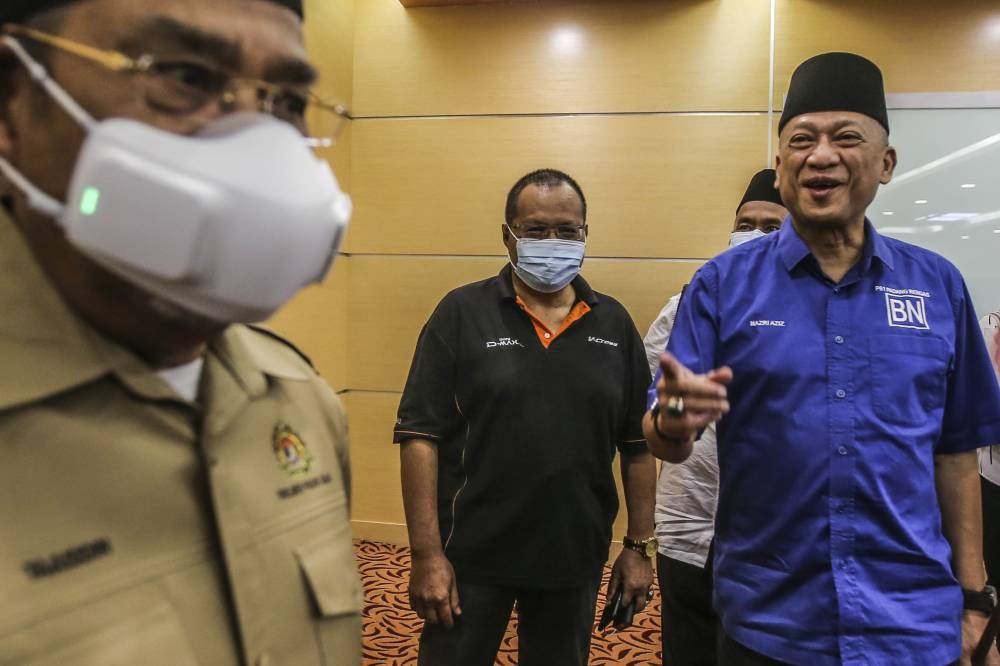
[3,585,201,666]
[869,334,950,427]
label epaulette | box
[246,324,317,371]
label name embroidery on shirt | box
[588,336,619,347]
[23,537,112,580]
[485,336,524,349]
[876,286,931,330]
[749,320,786,327]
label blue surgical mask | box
[507,225,585,293]
[729,229,767,248]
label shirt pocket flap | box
[294,526,363,618]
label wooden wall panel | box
[268,260,350,391]
[304,0,355,108]
[347,255,702,392]
[343,392,408,530]
[355,0,770,117]
[349,114,769,258]
[774,0,1000,109]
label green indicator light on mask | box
[79,187,101,216]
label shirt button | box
[835,389,846,399]
[543,332,551,339]
[838,446,848,456]
[839,559,848,570]
[834,335,845,344]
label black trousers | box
[657,553,717,666]
[417,574,602,666]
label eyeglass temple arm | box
[1,34,96,129]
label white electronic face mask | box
[729,229,767,248]
[0,36,351,324]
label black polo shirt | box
[394,265,651,588]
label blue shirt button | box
[834,335,845,344]
[835,389,847,399]
[838,446,848,455]
[839,559,848,569]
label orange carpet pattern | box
[356,540,662,665]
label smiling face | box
[775,111,897,230]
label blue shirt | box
[652,219,1000,665]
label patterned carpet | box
[356,540,662,665]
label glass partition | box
[872,106,1000,318]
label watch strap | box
[963,585,998,615]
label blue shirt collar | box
[777,215,895,275]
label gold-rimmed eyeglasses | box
[509,223,587,241]
[4,24,350,142]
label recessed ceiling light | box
[961,183,977,189]
[914,199,928,204]
[994,229,1000,234]
[551,27,583,56]
[882,211,894,216]
[960,235,970,240]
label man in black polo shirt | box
[395,168,656,665]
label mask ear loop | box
[0,36,97,220]
[2,36,95,129]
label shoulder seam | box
[245,325,317,372]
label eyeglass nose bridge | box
[220,85,276,115]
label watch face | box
[644,540,657,558]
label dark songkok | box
[737,168,783,213]
[778,52,889,135]
[1,0,303,24]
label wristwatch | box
[962,585,998,615]
[622,536,657,559]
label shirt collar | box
[496,263,599,306]
[0,209,305,412]
[778,215,895,274]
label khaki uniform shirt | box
[0,216,361,665]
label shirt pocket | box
[870,334,950,427]
[4,587,200,666]
[294,521,363,660]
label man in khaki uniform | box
[0,0,361,664]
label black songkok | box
[737,168,784,214]
[1,0,303,24]
[778,52,889,135]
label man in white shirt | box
[643,168,785,666]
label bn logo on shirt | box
[885,293,929,330]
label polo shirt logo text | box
[485,336,524,349]
[588,336,619,347]
[884,294,929,330]
[749,320,786,327]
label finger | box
[666,395,729,414]
[706,366,734,385]
[410,597,426,619]
[437,599,455,629]
[658,351,683,382]
[449,579,462,617]
[424,605,440,626]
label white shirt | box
[979,312,1000,485]
[644,292,718,567]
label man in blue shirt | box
[643,52,1000,665]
